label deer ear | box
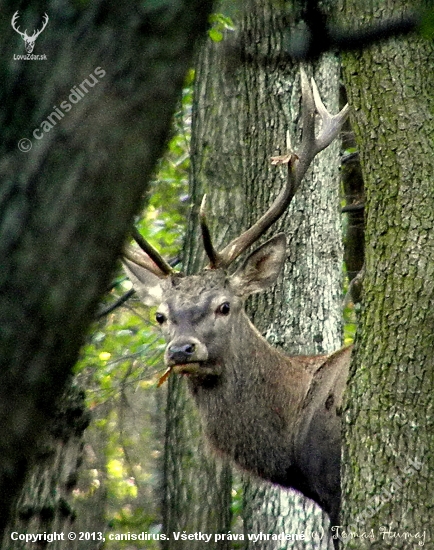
[229,233,287,297]
[122,259,164,306]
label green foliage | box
[134,81,192,258]
[208,13,235,42]
[73,79,192,541]
[230,480,244,524]
[343,267,357,346]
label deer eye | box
[216,302,230,316]
[155,312,166,325]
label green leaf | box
[208,28,223,42]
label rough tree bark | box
[0,0,213,537]
[2,387,91,550]
[163,0,344,548]
[338,1,434,548]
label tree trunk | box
[164,0,344,548]
[339,1,434,547]
[0,0,213,535]
[2,387,90,550]
[239,7,342,548]
[162,376,232,550]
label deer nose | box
[168,342,196,364]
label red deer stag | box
[123,69,350,542]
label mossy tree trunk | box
[0,0,213,536]
[164,1,344,548]
[339,1,434,547]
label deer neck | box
[187,311,315,482]
[234,312,313,398]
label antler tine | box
[129,226,174,276]
[211,67,349,270]
[294,67,318,185]
[123,245,164,277]
[200,195,220,268]
[295,68,349,188]
[311,77,350,158]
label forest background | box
[0,1,433,549]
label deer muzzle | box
[168,343,196,364]
[165,337,208,367]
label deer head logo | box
[11,11,49,54]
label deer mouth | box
[157,362,220,386]
[172,362,202,374]
[174,361,221,379]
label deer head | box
[124,233,287,379]
[123,69,349,541]
[11,11,49,54]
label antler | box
[124,226,174,277]
[201,67,350,269]
[124,68,349,276]
[199,195,220,268]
